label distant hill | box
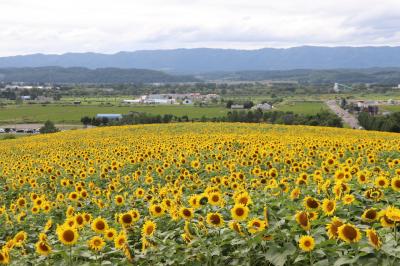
[1,46,400,73]
[0,67,199,83]
[201,68,400,84]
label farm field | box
[274,101,328,115]
[0,100,330,124]
[380,105,400,113]
[1,123,400,265]
[0,104,227,124]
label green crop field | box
[380,105,400,112]
[0,104,228,124]
[274,101,328,115]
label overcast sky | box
[1,0,400,56]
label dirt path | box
[325,100,361,129]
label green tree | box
[39,120,59,134]
[80,116,92,127]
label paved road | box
[325,100,361,129]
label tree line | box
[80,110,343,128]
[358,112,400,132]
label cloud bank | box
[1,0,399,56]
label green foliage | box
[226,110,343,128]
[358,112,400,132]
[0,134,16,140]
[39,120,60,134]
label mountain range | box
[1,46,400,74]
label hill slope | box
[1,46,400,73]
[0,67,199,83]
[201,68,400,84]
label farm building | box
[20,95,31,100]
[231,104,244,109]
[96,114,123,120]
[251,103,272,111]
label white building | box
[231,104,244,109]
[182,99,193,104]
[252,103,272,111]
[20,95,31,100]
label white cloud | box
[0,0,399,56]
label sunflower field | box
[1,123,400,265]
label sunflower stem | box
[69,246,72,266]
[309,251,313,266]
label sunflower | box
[74,213,86,228]
[142,220,157,237]
[380,213,396,228]
[105,228,117,241]
[231,204,249,221]
[361,208,378,222]
[339,192,352,204]
[295,211,310,231]
[208,192,223,206]
[83,213,92,224]
[247,218,266,234]
[0,248,10,265]
[206,212,225,227]
[14,231,28,247]
[91,217,109,234]
[135,188,145,198]
[5,240,15,250]
[307,212,318,221]
[338,223,361,243]
[366,228,382,250]
[39,233,48,242]
[88,236,106,251]
[298,235,315,252]
[321,199,336,216]
[229,221,244,235]
[234,191,252,206]
[119,212,134,227]
[16,197,26,208]
[375,176,389,188]
[114,231,127,250]
[64,217,77,228]
[68,192,79,201]
[385,206,400,222]
[357,172,369,184]
[188,195,201,209]
[303,196,319,210]
[149,204,165,217]
[290,187,301,200]
[326,217,343,239]
[66,206,75,217]
[35,241,52,256]
[364,188,384,201]
[57,226,79,246]
[179,207,194,220]
[391,177,400,192]
[181,233,192,243]
[114,195,125,206]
